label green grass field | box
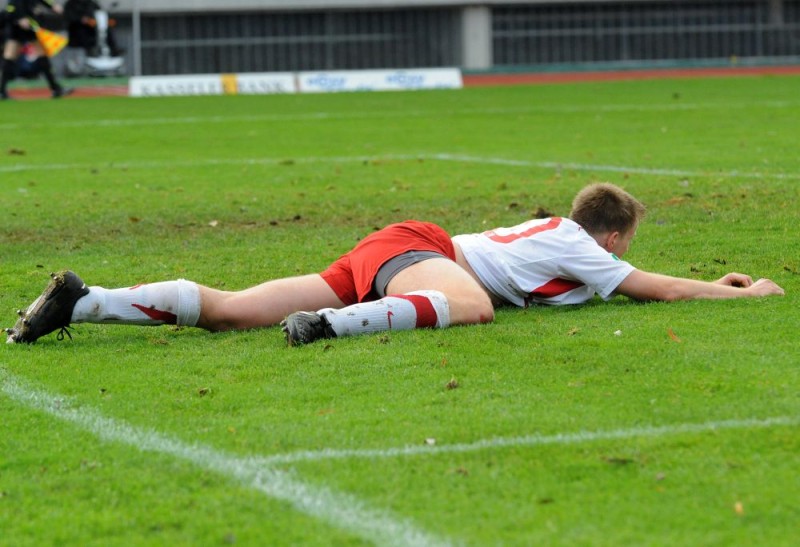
[1,75,799,546]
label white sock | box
[319,290,450,337]
[71,279,201,326]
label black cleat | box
[280,311,336,346]
[52,87,75,99]
[5,270,90,344]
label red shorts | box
[320,220,456,305]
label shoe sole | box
[6,271,87,344]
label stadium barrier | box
[128,68,463,97]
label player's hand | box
[746,278,785,297]
[715,272,753,288]
[19,18,31,30]
[52,4,64,15]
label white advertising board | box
[130,73,296,97]
[130,69,462,97]
[297,68,463,93]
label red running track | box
[3,65,800,100]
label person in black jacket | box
[64,0,121,56]
[1,0,72,99]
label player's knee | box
[195,289,237,331]
[474,295,495,324]
[451,292,494,325]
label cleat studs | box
[17,309,24,317]
[22,319,30,326]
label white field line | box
[256,415,800,467]
[3,370,797,542]
[425,153,800,180]
[3,153,799,181]
[0,370,450,547]
[0,100,796,131]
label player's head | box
[569,183,646,236]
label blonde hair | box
[569,183,646,235]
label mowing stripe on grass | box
[0,99,796,131]
[3,153,799,180]
[258,415,800,466]
[0,370,450,547]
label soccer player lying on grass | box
[5,183,785,346]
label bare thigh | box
[3,41,21,59]
[197,274,345,331]
[386,258,494,325]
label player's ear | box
[603,231,620,252]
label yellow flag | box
[36,27,69,57]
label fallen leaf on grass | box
[604,456,634,465]
[7,148,26,155]
[665,196,690,206]
[446,377,459,390]
[734,501,744,515]
[667,328,682,343]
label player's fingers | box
[753,278,784,296]
[735,273,754,287]
[720,272,752,287]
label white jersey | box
[452,217,635,307]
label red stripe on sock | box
[393,295,437,328]
[131,303,177,324]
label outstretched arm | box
[615,269,785,302]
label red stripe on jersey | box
[528,278,585,299]
[484,217,563,244]
[131,303,178,324]
[393,294,437,328]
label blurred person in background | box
[1,0,72,99]
[64,0,121,56]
